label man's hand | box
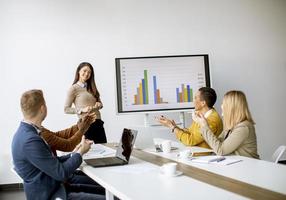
[155,115,176,129]
[77,113,97,133]
[73,143,81,152]
[76,136,93,156]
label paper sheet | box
[83,144,115,159]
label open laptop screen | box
[115,128,137,162]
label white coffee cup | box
[178,149,191,159]
[161,140,171,153]
[161,162,177,176]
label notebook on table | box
[84,128,138,167]
[190,155,225,164]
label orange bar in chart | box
[156,89,161,103]
[179,93,183,102]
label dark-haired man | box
[157,87,223,148]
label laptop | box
[84,128,138,167]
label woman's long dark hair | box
[72,62,100,100]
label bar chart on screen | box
[116,55,210,113]
[119,56,207,112]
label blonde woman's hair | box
[20,89,45,118]
[222,90,254,130]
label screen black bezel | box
[115,54,210,113]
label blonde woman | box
[196,90,259,158]
[64,62,107,143]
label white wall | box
[1,0,286,178]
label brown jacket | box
[41,125,82,155]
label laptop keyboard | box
[85,157,126,166]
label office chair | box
[272,145,286,163]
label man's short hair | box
[198,87,217,108]
[20,89,45,118]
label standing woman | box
[64,62,107,143]
[197,90,259,158]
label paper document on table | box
[83,144,115,159]
[190,156,226,164]
[190,156,242,165]
[213,158,242,166]
[190,146,214,156]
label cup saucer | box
[161,170,183,177]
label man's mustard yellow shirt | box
[175,109,223,149]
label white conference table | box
[81,155,246,200]
[146,140,286,196]
[81,143,286,200]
